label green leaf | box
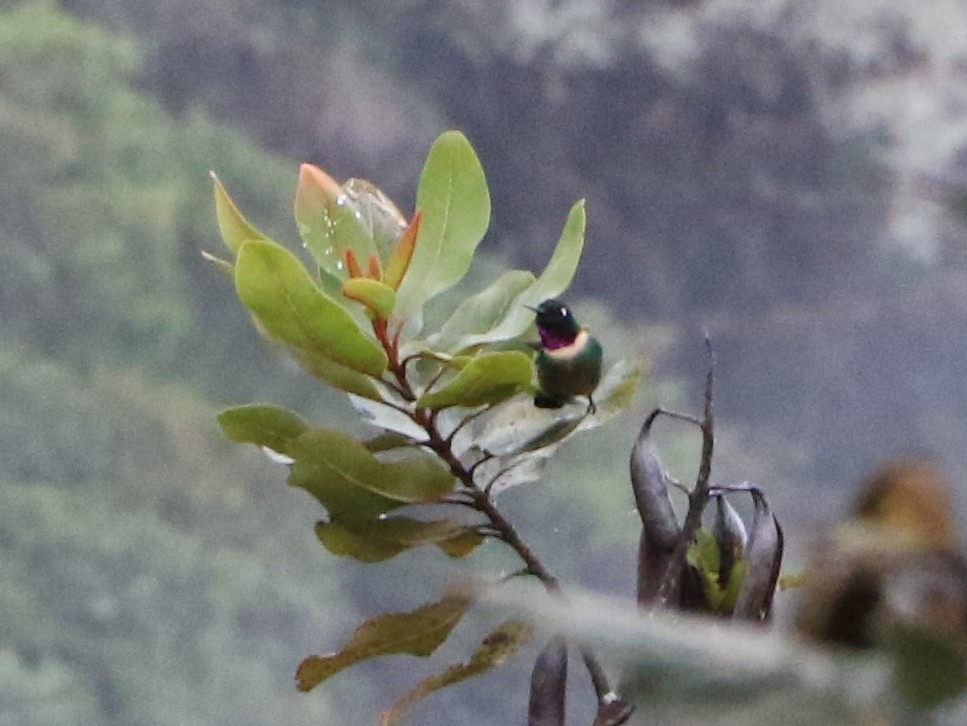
[686,531,751,614]
[296,585,476,692]
[394,131,491,322]
[234,240,388,376]
[342,277,396,319]
[217,405,310,458]
[457,200,586,349]
[427,269,536,354]
[289,349,382,400]
[295,164,378,279]
[288,428,455,522]
[378,620,533,725]
[364,432,420,452]
[416,351,534,410]
[315,517,484,563]
[211,171,266,255]
[721,561,748,613]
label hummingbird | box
[529,298,603,413]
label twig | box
[656,335,716,602]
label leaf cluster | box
[212,131,642,720]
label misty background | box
[4,0,967,723]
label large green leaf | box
[394,131,491,322]
[295,586,476,692]
[315,517,484,563]
[234,240,387,376]
[211,172,267,255]
[458,200,586,349]
[217,405,310,458]
[379,620,533,726]
[416,352,534,410]
[294,164,378,279]
[426,269,536,354]
[288,428,455,522]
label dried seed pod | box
[630,415,681,605]
[528,636,568,726]
[733,489,783,622]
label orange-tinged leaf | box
[379,620,533,726]
[367,254,382,280]
[344,248,364,278]
[211,171,265,254]
[295,163,377,277]
[383,211,422,290]
[295,585,476,692]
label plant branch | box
[376,324,629,717]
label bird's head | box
[528,298,581,349]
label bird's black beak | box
[524,304,539,313]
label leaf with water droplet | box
[295,164,377,279]
[343,177,408,258]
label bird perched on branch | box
[529,298,602,413]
